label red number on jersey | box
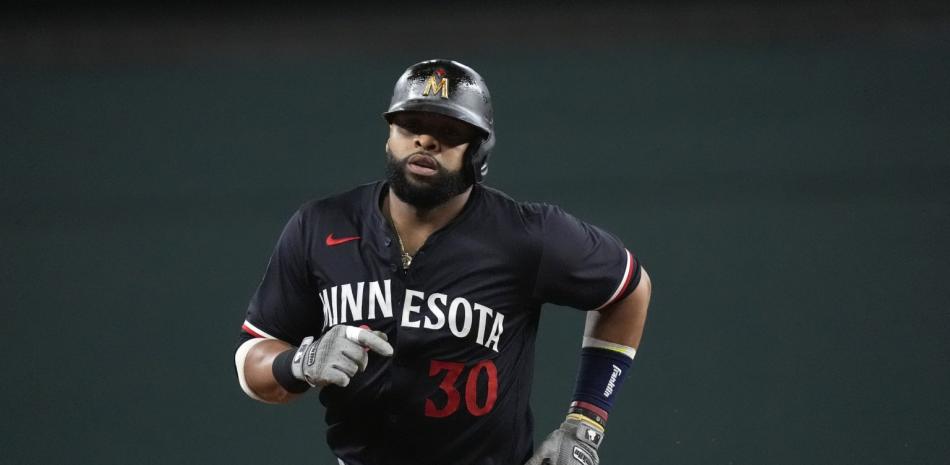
[424,361,464,418]
[425,359,499,418]
[465,360,498,416]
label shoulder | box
[295,180,383,224]
[476,184,562,232]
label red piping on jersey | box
[242,323,266,338]
[599,249,635,310]
[615,250,635,301]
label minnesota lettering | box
[318,280,505,352]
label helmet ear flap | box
[471,131,495,183]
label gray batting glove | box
[290,325,393,388]
[525,416,604,465]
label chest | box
[309,224,538,356]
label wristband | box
[272,348,310,394]
[568,403,608,430]
[570,341,635,424]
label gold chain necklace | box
[395,229,413,269]
[386,214,413,269]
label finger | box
[345,326,394,356]
[356,325,388,342]
[356,325,371,352]
[323,368,351,388]
[333,359,359,378]
[341,345,369,372]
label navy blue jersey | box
[238,181,640,465]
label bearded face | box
[384,111,480,210]
[385,146,474,210]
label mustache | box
[405,152,442,170]
[387,146,438,162]
[408,151,438,160]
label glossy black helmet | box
[383,59,495,182]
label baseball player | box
[234,59,652,465]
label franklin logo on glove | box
[572,446,595,465]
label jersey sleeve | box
[530,205,640,310]
[241,207,324,344]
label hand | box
[525,416,604,465]
[290,325,394,387]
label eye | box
[397,118,422,134]
[438,130,467,146]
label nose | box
[414,133,441,152]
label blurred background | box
[2,1,948,464]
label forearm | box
[527,267,653,465]
[585,267,651,348]
[566,267,651,426]
[237,338,302,404]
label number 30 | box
[425,360,498,418]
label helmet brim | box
[383,99,491,137]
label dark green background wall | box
[2,4,948,464]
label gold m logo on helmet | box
[422,75,449,99]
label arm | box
[526,267,652,465]
[235,325,394,405]
[585,266,651,348]
[239,339,301,404]
[235,207,321,404]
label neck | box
[384,185,473,232]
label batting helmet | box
[383,59,495,182]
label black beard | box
[385,147,474,211]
